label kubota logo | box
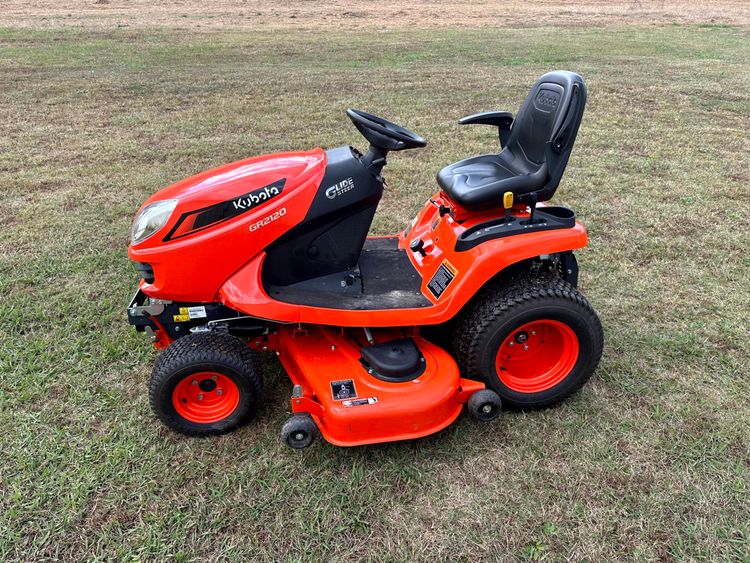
[325,177,355,200]
[233,185,281,210]
[535,90,559,109]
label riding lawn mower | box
[127,70,603,448]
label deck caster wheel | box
[468,389,502,422]
[281,415,318,449]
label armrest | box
[458,111,514,148]
[458,111,513,127]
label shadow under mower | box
[127,71,603,448]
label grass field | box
[1,4,749,561]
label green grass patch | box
[0,24,749,560]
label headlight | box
[131,199,178,245]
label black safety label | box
[330,379,357,401]
[427,260,458,299]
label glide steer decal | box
[325,177,355,200]
[164,178,285,241]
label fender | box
[402,195,588,323]
[218,192,587,327]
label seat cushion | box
[437,150,548,209]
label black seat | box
[437,71,587,209]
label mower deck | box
[276,325,484,446]
[266,237,430,310]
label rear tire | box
[453,273,603,410]
[149,332,262,436]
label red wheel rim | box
[495,319,579,393]
[172,371,240,424]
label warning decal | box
[427,260,458,299]
[330,379,357,401]
[175,306,207,322]
[342,397,378,407]
[186,306,207,319]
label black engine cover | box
[262,146,383,286]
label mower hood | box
[137,148,326,214]
[128,148,327,301]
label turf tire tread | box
[452,272,603,409]
[149,332,262,436]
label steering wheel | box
[346,108,427,151]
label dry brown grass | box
[2,0,749,30]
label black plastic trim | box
[560,251,579,287]
[455,206,576,251]
[134,262,154,284]
[359,338,427,383]
[163,178,285,242]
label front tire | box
[149,332,263,436]
[453,273,603,410]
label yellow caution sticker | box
[173,314,190,322]
[179,307,190,315]
[442,260,458,276]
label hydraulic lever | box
[503,191,514,224]
[527,192,538,225]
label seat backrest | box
[507,70,587,202]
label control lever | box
[409,238,427,257]
[503,191,514,224]
[527,192,538,225]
